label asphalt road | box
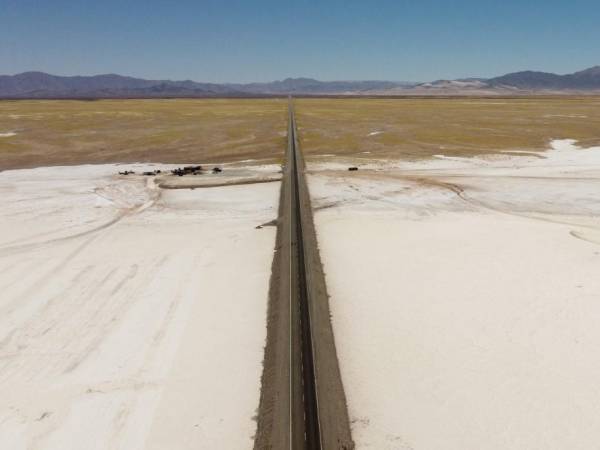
[253,101,354,449]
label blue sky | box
[1,0,599,82]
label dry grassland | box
[0,99,287,170]
[295,97,600,160]
[3,97,600,170]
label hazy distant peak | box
[417,79,488,89]
[280,77,319,83]
[1,66,600,98]
[573,66,600,77]
[488,66,600,90]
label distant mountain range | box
[0,72,413,98]
[488,66,600,90]
[399,66,600,94]
[0,72,238,98]
[1,66,600,98]
[226,78,412,94]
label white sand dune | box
[0,132,17,137]
[310,140,600,449]
[0,165,279,450]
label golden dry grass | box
[0,99,288,170]
[2,97,600,170]
[295,97,600,160]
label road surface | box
[253,101,354,449]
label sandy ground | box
[309,140,600,449]
[0,164,280,449]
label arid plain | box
[296,97,600,159]
[0,99,288,170]
[3,97,600,169]
[1,98,600,450]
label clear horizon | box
[2,0,599,83]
